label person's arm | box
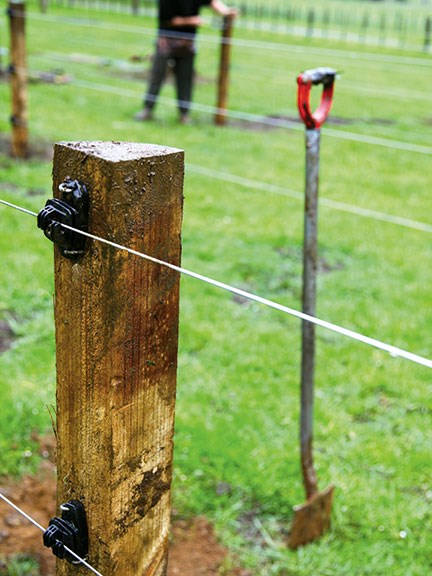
[210,0,238,17]
[168,1,238,28]
[170,14,202,27]
[160,0,202,28]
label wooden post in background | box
[0,24,5,76]
[424,16,431,52]
[306,8,315,37]
[215,14,234,127]
[52,141,184,575]
[131,0,139,16]
[8,1,28,158]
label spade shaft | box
[301,127,321,499]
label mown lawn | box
[0,1,431,574]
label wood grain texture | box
[215,14,234,127]
[52,142,184,575]
[8,1,28,158]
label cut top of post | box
[58,141,183,163]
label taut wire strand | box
[22,11,432,67]
[0,492,45,532]
[0,199,37,217]
[187,164,432,233]
[0,493,104,576]
[0,198,431,369]
[73,79,432,155]
[38,48,431,103]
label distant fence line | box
[38,0,432,51]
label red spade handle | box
[297,68,336,130]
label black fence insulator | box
[37,177,89,260]
[43,500,89,565]
[9,114,27,127]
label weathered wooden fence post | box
[52,141,184,575]
[306,8,315,37]
[424,16,431,52]
[0,22,5,76]
[131,0,139,16]
[379,13,387,46]
[215,14,234,127]
[359,12,369,43]
[8,0,28,158]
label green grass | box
[0,555,41,576]
[1,2,431,574]
[44,0,432,51]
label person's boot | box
[134,108,153,121]
[179,113,191,125]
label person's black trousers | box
[144,47,195,117]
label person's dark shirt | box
[159,0,212,34]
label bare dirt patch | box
[0,437,247,575]
[0,321,15,353]
[0,469,57,575]
[0,133,53,162]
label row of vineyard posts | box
[4,0,234,158]
[40,0,432,51]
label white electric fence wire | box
[0,493,104,576]
[1,198,431,369]
[146,93,432,155]
[5,11,432,150]
[337,81,431,103]
[34,47,431,107]
[9,52,432,154]
[24,10,432,67]
[70,79,432,156]
[187,164,432,234]
[0,492,45,532]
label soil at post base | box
[0,437,249,575]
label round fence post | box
[424,16,431,52]
[8,0,28,158]
[215,14,234,126]
[52,141,184,575]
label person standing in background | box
[135,0,238,124]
